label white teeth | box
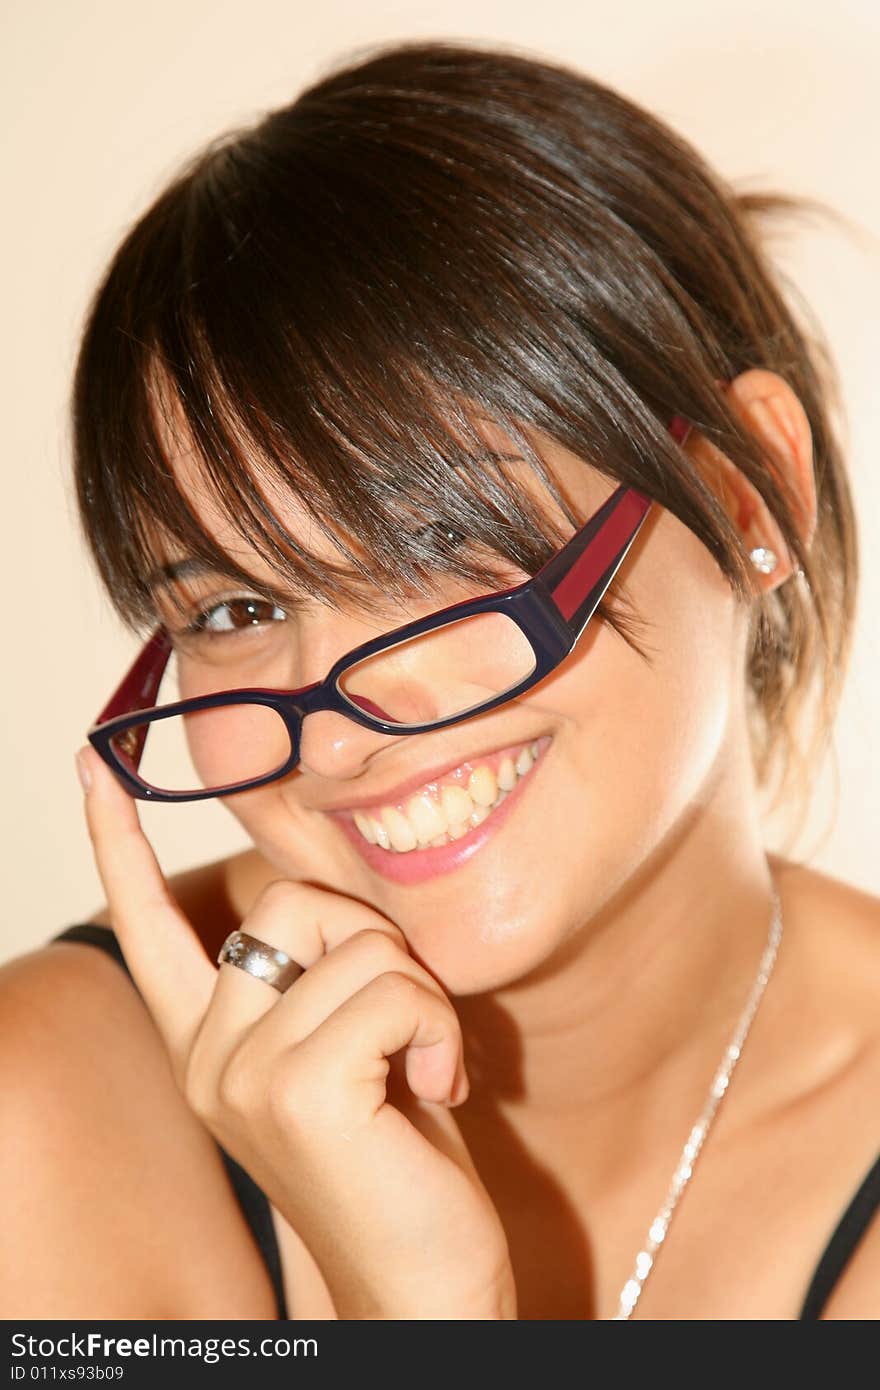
[440,784,475,825]
[352,739,547,854]
[467,765,498,806]
[353,810,378,844]
[497,756,517,791]
[515,745,534,777]
[404,790,447,841]
[380,806,419,852]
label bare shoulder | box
[767,853,880,1319]
[0,851,279,1318]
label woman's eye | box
[181,595,287,637]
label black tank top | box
[49,922,880,1321]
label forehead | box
[170,447,351,577]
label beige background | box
[2,1,878,963]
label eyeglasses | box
[86,415,691,801]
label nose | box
[295,706,408,782]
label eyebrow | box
[146,558,299,609]
[147,558,229,593]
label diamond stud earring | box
[749,546,778,574]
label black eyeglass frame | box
[86,416,691,802]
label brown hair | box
[71,37,859,846]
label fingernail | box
[75,748,93,794]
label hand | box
[75,746,517,1320]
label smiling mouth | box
[342,736,550,855]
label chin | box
[386,891,568,997]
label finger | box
[75,744,215,1055]
[278,971,463,1118]
[232,926,454,1069]
[198,883,423,1079]
[264,927,450,1042]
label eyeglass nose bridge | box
[277,681,402,779]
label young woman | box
[3,38,878,1321]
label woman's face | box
[154,415,748,996]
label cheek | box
[540,542,742,892]
[217,779,344,885]
[174,647,300,791]
[580,623,733,835]
[181,704,294,790]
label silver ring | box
[217,929,305,994]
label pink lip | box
[329,734,553,884]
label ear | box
[682,368,817,592]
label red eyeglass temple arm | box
[93,626,173,727]
[535,413,692,623]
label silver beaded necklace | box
[612,885,784,1319]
